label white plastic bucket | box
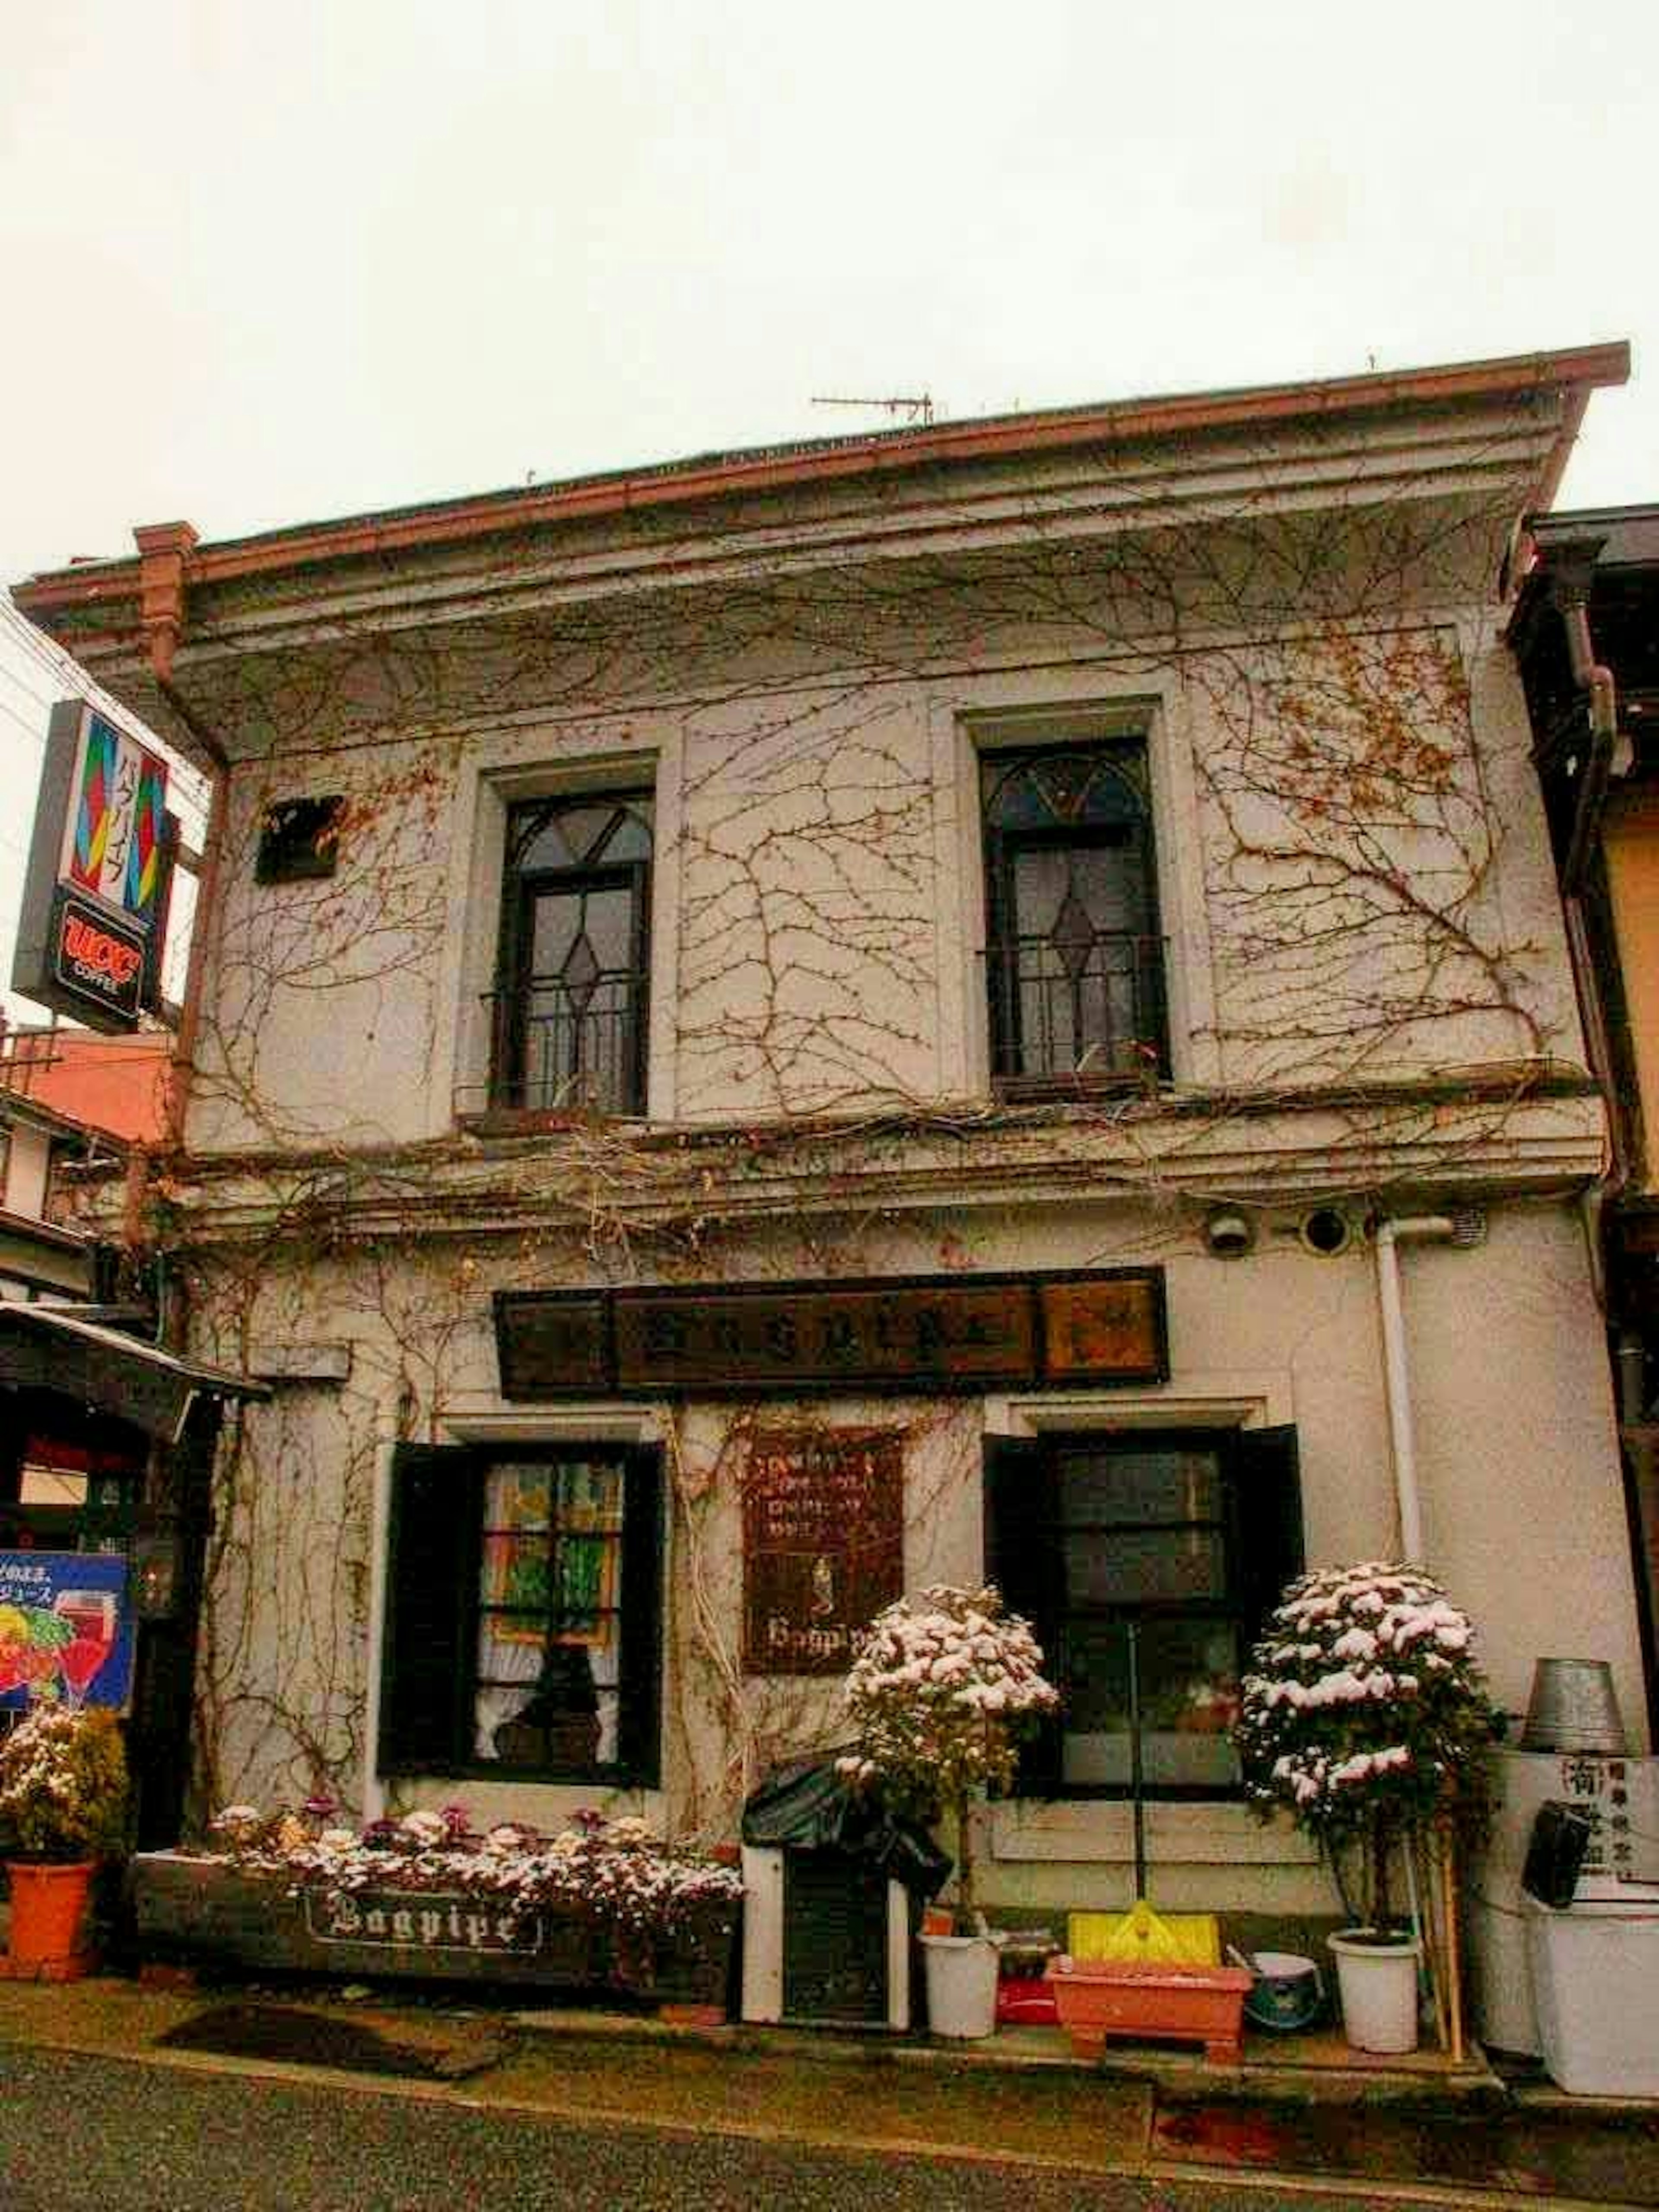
[1329,1931,1421,2054]
[919,1932,999,2038]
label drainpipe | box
[1374,1212,1487,1562]
[1556,571,1621,899]
[1550,564,1632,1322]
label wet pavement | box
[4,1970,1659,2205]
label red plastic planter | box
[1046,1956,1252,2063]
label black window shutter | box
[1233,1424,1304,1662]
[379,1443,482,1774]
[614,1444,664,1786]
[983,1435,1062,1794]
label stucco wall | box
[182,551,1584,1153]
[195,1191,1635,1921]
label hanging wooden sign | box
[742,1427,903,1676]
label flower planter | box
[1045,1956,1252,2063]
[2,1860,99,1982]
[128,1852,740,2013]
[1329,1929,1421,2054]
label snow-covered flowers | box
[201,1802,742,1941]
[1233,1562,1497,1929]
[0,1704,129,1863]
[839,1584,1058,1929]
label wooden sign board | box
[742,1428,903,1675]
[496,1268,1166,1400]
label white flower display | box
[201,1802,743,1940]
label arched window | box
[490,792,653,1116]
[981,744,1166,1089]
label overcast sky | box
[4,0,1656,1021]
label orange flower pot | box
[4,1860,98,1980]
[1046,1956,1252,2063]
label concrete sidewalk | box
[3,1970,1659,2204]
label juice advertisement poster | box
[0,1552,133,1713]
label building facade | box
[12,346,1644,1922]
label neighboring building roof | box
[0,1029,169,1149]
[0,1301,267,1443]
[1526,504,1659,568]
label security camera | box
[1204,1210,1255,1259]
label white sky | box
[3,0,1656,1022]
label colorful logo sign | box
[0,1551,134,1713]
[11,699,179,1033]
[59,710,170,923]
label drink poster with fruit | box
[0,1551,133,1712]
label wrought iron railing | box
[483,970,648,1117]
[984,932,1167,1087]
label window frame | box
[980,739,1170,1094]
[378,1439,664,1787]
[984,1424,1301,1802]
[489,791,654,1118]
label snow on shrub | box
[839,1584,1058,1929]
[1233,1561,1497,1929]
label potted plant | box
[1233,1560,1496,2053]
[0,1705,130,1978]
[839,1583,1058,2037]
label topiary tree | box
[838,1584,1059,1933]
[1233,1561,1498,1932]
[0,1706,130,1864]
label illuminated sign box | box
[12,698,178,1033]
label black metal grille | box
[985,931,1166,1086]
[486,970,648,1116]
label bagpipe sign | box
[0,1552,134,1712]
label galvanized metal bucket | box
[1519,1658,1628,1754]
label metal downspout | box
[1549,570,1628,1299]
[1374,1213,1485,1562]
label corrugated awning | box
[0,1303,269,1445]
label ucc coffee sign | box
[51,893,147,1021]
[12,699,177,1032]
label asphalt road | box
[0,2041,1547,2212]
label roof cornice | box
[13,343,1630,617]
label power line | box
[0,658,54,712]
[0,690,47,745]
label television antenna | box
[810,393,935,427]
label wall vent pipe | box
[1374,1213,1484,1563]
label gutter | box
[13,343,1630,614]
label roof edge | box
[13,342,1630,612]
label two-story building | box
[11,343,1644,1925]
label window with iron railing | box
[489,792,652,1117]
[981,743,1167,1092]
